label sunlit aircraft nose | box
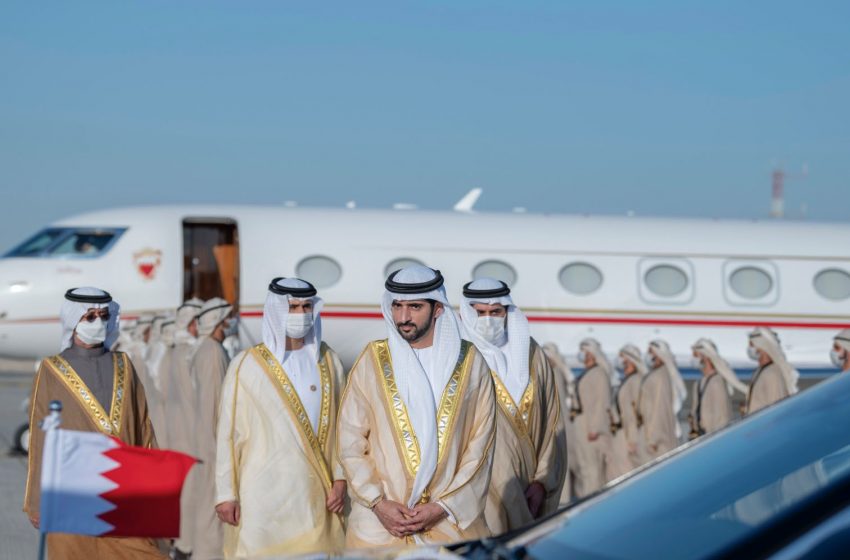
[0,260,59,360]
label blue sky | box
[1,1,848,251]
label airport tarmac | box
[0,367,38,559]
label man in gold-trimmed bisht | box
[189,297,233,560]
[337,266,497,548]
[24,287,164,559]
[214,278,346,557]
[459,278,565,535]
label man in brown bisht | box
[189,297,233,560]
[459,278,565,535]
[337,266,496,548]
[162,299,202,559]
[746,327,798,415]
[690,339,747,437]
[569,338,613,498]
[24,287,164,559]
[607,344,647,479]
[639,340,679,461]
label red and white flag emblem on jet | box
[39,428,197,538]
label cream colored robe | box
[569,365,612,498]
[639,366,678,461]
[190,336,230,560]
[484,339,565,534]
[25,351,164,559]
[542,351,574,506]
[337,339,496,548]
[608,372,644,480]
[746,362,789,415]
[162,336,199,553]
[691,373,733,436]
[215,342,346,558]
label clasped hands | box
[372,498,447,538]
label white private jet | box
[0,203,848,379]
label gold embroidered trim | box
[316,344,333,452]
[252,344,332,489]
[372,340,421,476]
[435,341,473,462]
[45,353,126,435]
[491,369,535,435]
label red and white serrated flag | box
[40,428,197,538]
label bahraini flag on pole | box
[40,428,197,538]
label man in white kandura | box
[459,278,565,534]
[337,266,496,548]
[215,278,346,558]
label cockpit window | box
[4,227,126,258]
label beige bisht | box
[338,339,496,547]
[638,365,678,461]
[746,328,797,415]
[542,342,576,506]
[690,338,744,437]
[338,265,497,548]
[215,342,346,557]
[189,298,233,560]
[607,344,647,480]
[458,278,564,534]
[569,339,613,498]
[25,288,164,559]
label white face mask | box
[76,318,107,345]
[615,356,626,370]
[831,348,846,369]
[474,316,506,346]
[747,346,760,361]
[223,317,239,337]
[644,353,656,369]
[286,312,314,340]
[577,350,587,364]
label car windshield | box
[515,373,850,560]
[4,227,125,258]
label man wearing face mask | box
[608,344,647,479]
[746,327,798,415]
[214,278,346,557]
[459,278,565,534]
[189,297,233,560]
[569,338,613,498]
[831,329,850,373]
[337,266,496,548]
[24,288,164,559]
[162,299,202,559]
[638,341,679,460]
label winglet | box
[453,188,482,213]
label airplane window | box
[4,228,68,257]
[644,264,688,297]
[814,269,850,301]
[472,260,517,287]
[48,231,120,257]
[384,258,425,278]
[559,262,603,295]
[729,266,773,299]
[296,255,342,288]
[4,228,125,258]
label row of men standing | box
[554,325,847,500]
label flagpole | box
[37,400,63,560]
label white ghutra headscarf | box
[59,287,121,352]
[261,277,323,364]
[692,338,748,396]
[382,265,462,509]
[459,278,530,404]
[749,327,799,395]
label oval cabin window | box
[644,264,689,297]
[472,260,517,287]
[559,262,603,295]
[296,255,342,288]
[384,257,425,278]
[813,269,850,301]
[729,266,773,299]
